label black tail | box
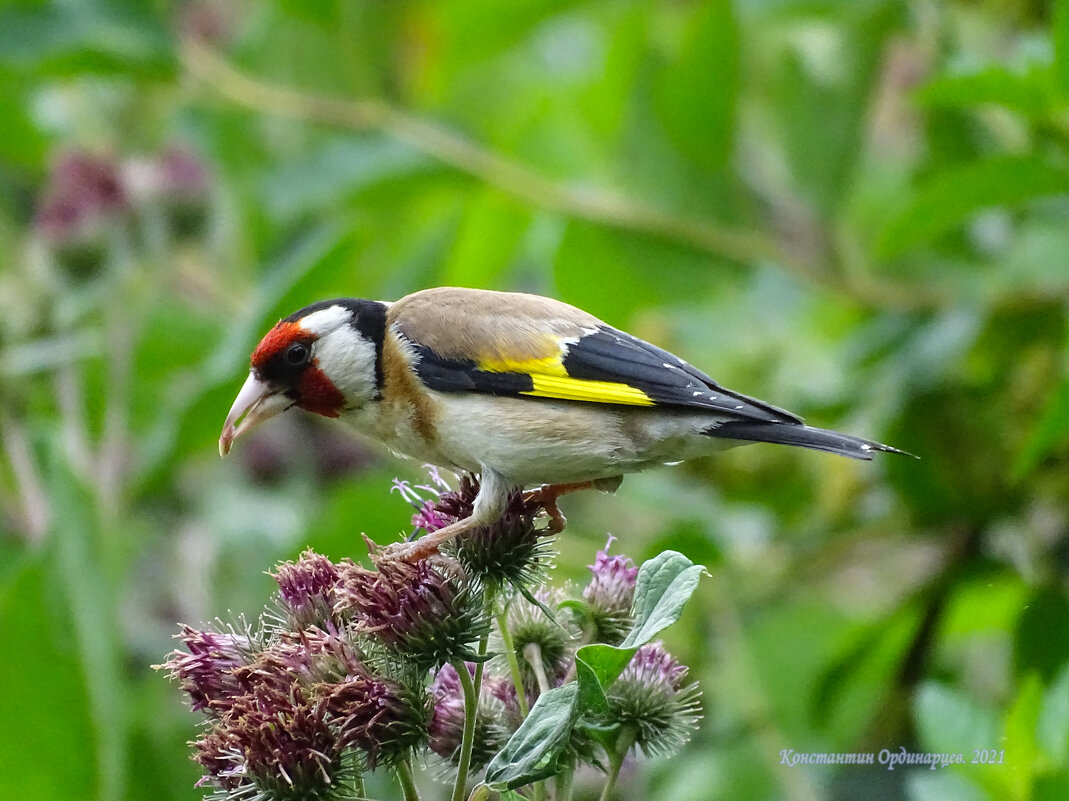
[709,421,913,461]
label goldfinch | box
[220,287,906,560]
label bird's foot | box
[523,481,595,534]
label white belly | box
[364,393,730,488]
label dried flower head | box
[192,678,355,801]
[428,663,514,772]
[323,672,431,770]
[336,558,487,672]
[159,624,253,714]
[582,536,638,645]
[604,642,702,759]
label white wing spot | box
[663,362,679,369]
[692,390,703,397]
[735,404,744,409]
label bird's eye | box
[285,342,310,366]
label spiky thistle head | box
[497,588,579,696]
[335,558,487,672]
[603,642,702,759]
[322,671,431,770]
[271,549,348,630]
[394,469,555,591]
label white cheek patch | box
[313,328,379,404]
[300,305,354,337]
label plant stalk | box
[396,758,419,801]
[496,607,530,717]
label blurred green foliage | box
[1,1,1068,800]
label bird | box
[219,287,908,561]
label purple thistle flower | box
[604,642,702,759]
[428,663,514,771]
[159,625,251,714]
[335,559,486,672]
[583,536,638,645]
[271,549,347,628]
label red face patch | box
[251,320,306,370]
[296,366,345,418]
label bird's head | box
[219,299,387,456]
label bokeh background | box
[2,1,1069,800]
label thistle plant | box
[161,469,706,801]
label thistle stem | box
[451,626,489,801]
[523,642,552,695]
[496,608,530,718]
[598,726,637,801]
[396,758,419,801]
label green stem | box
[495,607,530,718]
[523,642,552,695]
[396,758,419,801]
[598,727,637,801]
[354,770,366,801]
[554,758,576,801]
[452,624,490,801]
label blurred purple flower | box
[428,663,513,770]
[34,150,128,243]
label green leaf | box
[876,156,1069,259]
[0,552,95,800]
[621,550,705,649]
[655,0,739,170]
[1014,587,1069,683]
[917,66,1055,118]
[574,643,638,713]
[1038,664,1069,762]
[1000,674,1042,799]
[1056,0,1069,97]
[485,683,580,790]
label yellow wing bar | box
[478,352,656,406]
[524,373,655,406]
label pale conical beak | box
[218,372,292,457]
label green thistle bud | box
[498,588,578,695]
[604,642,702,759]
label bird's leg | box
[523,481,596,533]
[379,516,478,563]
[380,468,513,563]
